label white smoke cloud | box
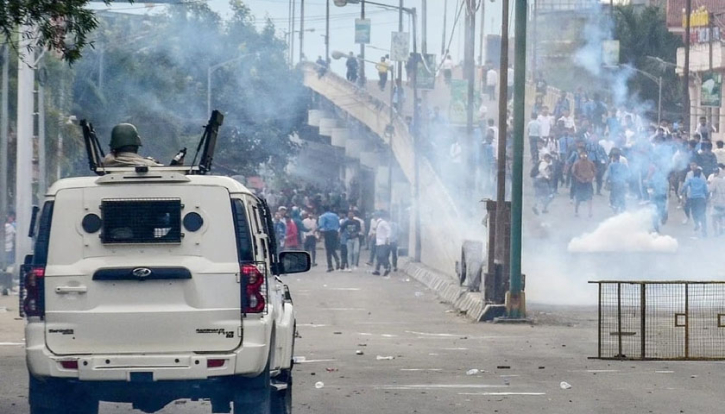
[567,208,678,253]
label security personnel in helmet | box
[102,123,162,167]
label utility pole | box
[479,0,486,65]
[464,0,476,208]
[398,0,403,85]
[422,0,427,55]
[325,0,330,63]
[291,0,296,64]
[37,68,47,202]
[0,44,8,259]
[299,0,305,62]
[531,0,537,81]
[411,7,421,263]
[57,78,64,181]
[360,0,366,85]
[493,0,510,275]
[16,26,35,266]
[683,0,692,133]
[708,11,714,127]
[508,0,527,319]
[441,0,448,56]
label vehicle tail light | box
[207,359,226,368]
[23,267,46,318]
[60,360,78,370]
[241,264,266,313]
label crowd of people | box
[265,185,400,275]
[528,94,725,237]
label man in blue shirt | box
[318,208,342,271]
[605,151,629,214]
[681,169,709,237]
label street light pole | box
[683,0,692,132]
[299,0,305,62]
[326,0,330,63]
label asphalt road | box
[1,264,724,414]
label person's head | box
[6,211,15,222]
[380,56,386,62]
[541,106,549,116]
[531,113,537,120]
[611,152,620,162]
[702,141,713,152]
[562,108,570,117]
[278,206,288,217]
[579,150,588,160]
[689,139,698,149]
[488,118,495,126]
[694,169,702,178]
[693,133,702,142]
[110,123,142,153]
[717,140,724,149]
[690,161,699,171]
[302,211,309,220]
[700,116,707,125]
[543,153,552,163]
[274,211,282,221]
[347,210,355,219]
[576,139,586,150]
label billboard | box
[390,32,410,62]
[355,18,370,44]
[701,72,722,108]
[417,53,436,90]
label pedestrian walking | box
[341,211,362,271]
[366,213,380,266]
[527,113,541,162]
[346,51,358,83]
[302,212,318,266]
[338,211,349,270]
[681,169,709,237]
[376,56,390,91]
[4,212,15,266]
[405,53,417,85]
[372,211,392,276]
[318,207,342,272]
[709,165,725,236]
[605,150,629,214]
[273,210,287,251]
[532,152,553,215]
[572,151,597,218]
[388,220,399,272]
[485,65,497,101]
[441,54,454,86]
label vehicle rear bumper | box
[26,318,271,381]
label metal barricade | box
[591,281,725,360]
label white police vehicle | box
[21,112,309,414]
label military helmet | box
[110,123,142,150]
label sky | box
[92,0,506,74]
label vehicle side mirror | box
[278,251,311,274]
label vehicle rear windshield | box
[101,198,182,244]
[33,201,55,266]
[231,199,254,262]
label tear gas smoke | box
[567,208,678,253]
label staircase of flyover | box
[301,63,468,277]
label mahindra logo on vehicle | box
[132,268,152,278]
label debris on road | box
[376,356,395,360]
[333,332,342,335]
[293,356,306,363]
[326,368,339,372]
[466,369,481,376]
[560,381,572,390]
[496,366,511,369]
[356,350,364,355]
[315,382,325,389]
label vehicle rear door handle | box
[55,286,88,294]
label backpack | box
[530,161,540,178]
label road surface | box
[1,263,723,413]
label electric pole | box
[291,0,296,64]
[479,0,486,65]
[37,67,47,203]
[325,0,330,63]
[441,0,448,56]
[683,0,692,133]
[0,44,8,258]
[708,11,714,127]
[16,26,35,266]
[299,0,305,62]
[360,0,366,85]
[464,0,477,209]
[494,0,510,273]
[398,0,403,85]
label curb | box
[401,259,489,322]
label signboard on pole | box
[601,40,620,67]
[701,72,722,108]
[417,53,436,90]
[390,32,410,62]
[449,79,469,125]
[355,19,371,44]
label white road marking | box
[500,375,520,378]
[378,384,508,390]
[400,369,443,372]
[458,392,546,396]
[326,288,362,291]
[381,334,397,338]
[655,370,674,374]
[406,331,458,337]
[298,324,327,328]
[443,347,469,351]
[295,359,336,364]
[0,342,24,346]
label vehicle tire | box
[29,376,98,414]
[233,358,272,414]
[270,369,292,414]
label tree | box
[0,0,119,62]
[69,1,308,178]
[614,5,683,120]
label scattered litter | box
[414,292,424,298]
[325,368,338,372]
[357,344,367,347]
[404,278,411,282]
[459,336,468,340]
[496,366,511,370]
[293,356,306,363]
[690,375,698,379]
[355,350,364,356]
[466,369,481,376]
[333,332,342,335]
[560,382,572,390]
[315,382,325,389]
[376,356,395,360]
[538,366,545,370]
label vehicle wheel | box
[29,376,98,414]
[270,369,292,414]
[233,364,271,414]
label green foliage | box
[0,0,114,63]
[614,5,683,119]
[70,2,307,176]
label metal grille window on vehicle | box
[100,198,182,244]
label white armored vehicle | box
[20,112,309,414]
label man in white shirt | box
[4,212,16,266]
[557,108,576,132]
[441,55,454,85]
[301,212,318,266]
[486,67,497,100]
[599,133,615,157]
[372,211,392,276]
[506,64,514,101]
[366,215,380,266]
[352,210,365,267]
[528,113,541,162]
[714,141,725,165]
[537,106,554,141]
[487,119,500,160]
